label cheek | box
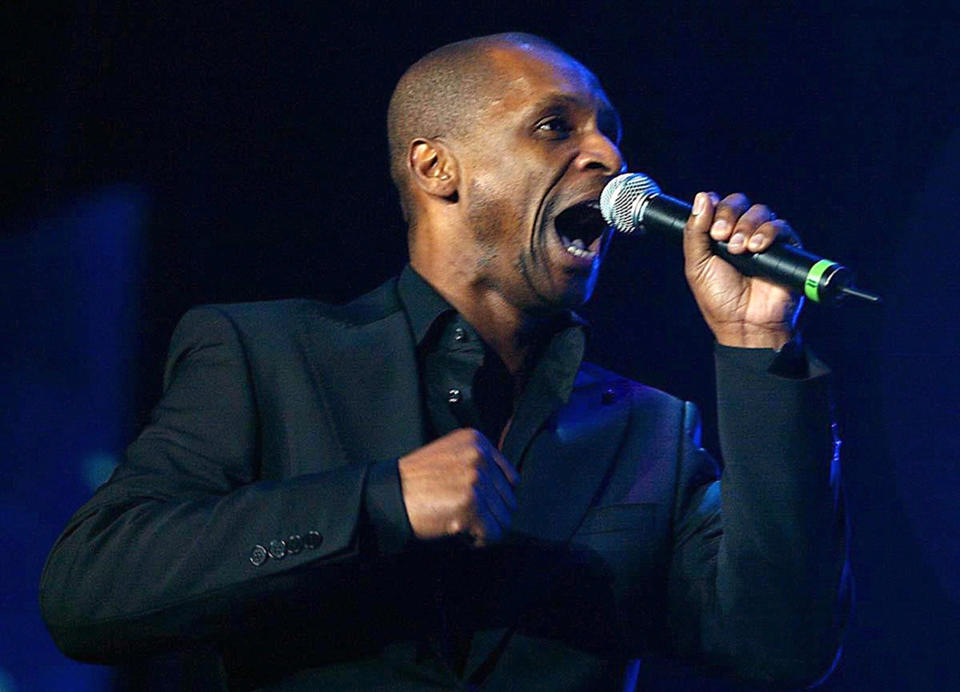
[466,179,524,242]
[464,181,516,259]
[462,156,551,252]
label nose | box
[575,130,626,175]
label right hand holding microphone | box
[398,428,518,547]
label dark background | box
[3,2,958,690]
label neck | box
[410,258,556,376]
[460,297,553,376]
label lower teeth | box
[566,245,595,258]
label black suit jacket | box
[40,277,849,690]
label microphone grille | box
[600,173,662,234]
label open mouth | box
[553,200,610,260]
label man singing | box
[41,33,849,690]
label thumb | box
[682,192,719,273]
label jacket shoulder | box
[162,279,406,384]
[190,277,403,331]
[178,279,401,335]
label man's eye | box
[536,117,573,136]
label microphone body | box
[600,173,880,305]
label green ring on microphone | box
[804,259,838,303]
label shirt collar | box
[397,264,457,347]
[397,263,588,400]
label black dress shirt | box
[398,264,587,451]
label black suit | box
[40,275,849,690]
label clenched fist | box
[398,428,518,546]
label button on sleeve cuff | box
[362,459,414,555]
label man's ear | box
[408,138,459,200]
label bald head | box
[386,33,573,224]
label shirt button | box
[447,388,462,404]
[453,327,468,342]
[303,530,324,550]
[249,544,268,566]
[268,539,287,559]
[286,534,303,554]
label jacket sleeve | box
[666,346,851,688]
[39,305,412,663]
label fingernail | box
[748,234,764,250]
[693,193,705,215]
[729,233,745,249]
[710,219,729,239]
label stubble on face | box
[464,173,555,312]
[464,178,506,270]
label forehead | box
[484,44,614,114]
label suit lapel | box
[511,380,631,543]
[297,281,428,465]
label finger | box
[741,218,791,253]
[769,219,802,247]
[682,191,719,266]
[707,193,751,242]
[471,490,506,546]
[737,218,803,254]
[469,430,517,510]
[729,203,775,254]
[707,193,751,255]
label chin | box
[550,271,599,310]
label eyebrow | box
[534,93,582,109]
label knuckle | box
[463,448,482,470]
[759,219,782,237]
[772,218,797,237]
[459,484,478,509]
[466,429,488,453]
[463,465,480,486]
[722,192,750,212]
[453,427,479,444]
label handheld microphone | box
[599,173,881,305]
